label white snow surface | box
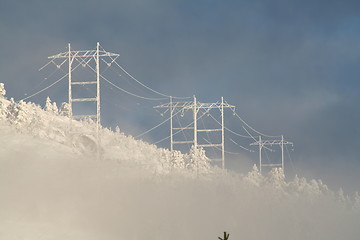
[0,90,360,240]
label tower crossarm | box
[153,101,193,109]
[154,101,235,111]
[48,50,119,59]
[182,101,235,111]
[250,139,293,146]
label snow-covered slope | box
[0,85,211,176]
[0,84,360,240]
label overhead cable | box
[233,111,281,138]
[242,126,274,152]
[153,108,210,145]
[201,137,242,155]
[81,59,168,101]
[20,74,67,101]
[98,43,179,99]
[175,112,192,149]
[102,76,167,101]
[114,60,190,99]
[23,55,97,102]
[104,53,190,100]
[229,138,254,152]
[208,113,252,139]
[135,107,184,139]
[285,144,296,173]
[200,115,217,156]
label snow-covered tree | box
[288,175,331,202]
[336,188,350,207]
[268,167,286,190]
[59,102,70,116]
[0,84,8,120]
[244,164,263,187]
[171,150,185,169]
[354,192,360,210]
[6,99,29,125]
[0,101,6,121]
[45,97,52,111]
[45,97,58,114]
[185,146,210,173]
[0,83,6,98]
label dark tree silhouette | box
[218,232,229,240]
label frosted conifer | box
[59,102,70,116]
[171,150,185,169]
[0,83,6,98]
[0,83,7,120]
[354,192,360,210]
[7,99,28,125]
[185,145,210,172]
[52,102,58,113]
[45,97,58,114]
[336,188,349,207]
[268,167,285,190]
[245,164,263,187]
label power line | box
[200,114,218,157]
[229,138,254,153]
[20,74,67,101]
[107,60,164,99]
[77,56,168,101]
[208,112,252,139]
[135,107,184,139]
[39,59,55,71]
[22,56,88,101]
[153,108,210,145]
[201,137,242,155]
[242,126,275,152]
[111,57,191,100]
[98,43,190,100]
[242,126,258,142]
[250,135,293,174]
[285,144,296,174]
[232,110,281,138]
[175,112,192,150]
[102,76,167,101]
[264,147,271,164]
[154,96,235,169]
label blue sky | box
[1,0,360,192]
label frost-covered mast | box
[250,135,293,174]
[154,96,235,169]
[48,42,119,134]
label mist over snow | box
[1,84,360,240]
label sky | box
[1,0,360,192]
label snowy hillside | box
[1,83,360,240]
[0,83,211,176]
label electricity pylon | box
[154,96,235,169]
[47,42,119,136]
[250,135,293,175]
[45,43,119,160]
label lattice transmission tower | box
[47,42,119,135]
[250,135,293,174]
[154,96,235,169]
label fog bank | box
[1,128,359,240]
